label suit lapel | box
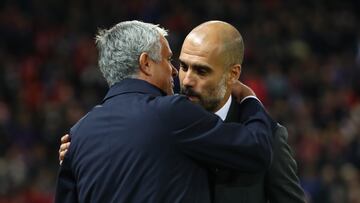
[224,99,240,123]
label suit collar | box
[102,78,167,103]
[224,98,240,122]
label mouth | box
[180,87,201,102]
[186,95,199,102]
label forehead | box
[179,38,224,70]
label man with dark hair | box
[178,20,305,203]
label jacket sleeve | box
[161,96,273,172]
[55,139,78,203]
[265,125,306,203]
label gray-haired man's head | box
[95,20,168,87]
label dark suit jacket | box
[55,79,274,203]
[213,99,306,203]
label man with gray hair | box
[55,20,274,203]
[95,20,176,95]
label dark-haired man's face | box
[178,37,230,112]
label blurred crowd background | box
[0,0,359,202]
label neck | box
[212,92,231,113]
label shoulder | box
[149,94,217,131]
[273,123,289,141]
[69,112,91,137]
[151,94,209,117]
[270,123,296,165]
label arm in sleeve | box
[55,135,78,203]
[265,125,306,203]
[162,96,273,172]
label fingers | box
[59,142,71,152]
[232,81,257,103]
[58,142,70,162]
[231,81,243,102]
[241,83,256,96]
[59,149,68,165]
[61,134,70,144]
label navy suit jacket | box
[213,99,306,203]
[55,79,273,203]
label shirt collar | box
[215,95,232,121]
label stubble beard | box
[180,75,227,112]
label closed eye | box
[179,61,188,72]
[193,65,212,76]
[196,68,209,76]
[178,60,212,76]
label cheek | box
[191,82,206,98]
[161,63,171,77]
[166,64,174,78]
[202,81,218,94]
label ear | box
[139,52,152,76]
[228,64,241,84]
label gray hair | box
[95,20,168,86]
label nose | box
[181,70,195,87]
